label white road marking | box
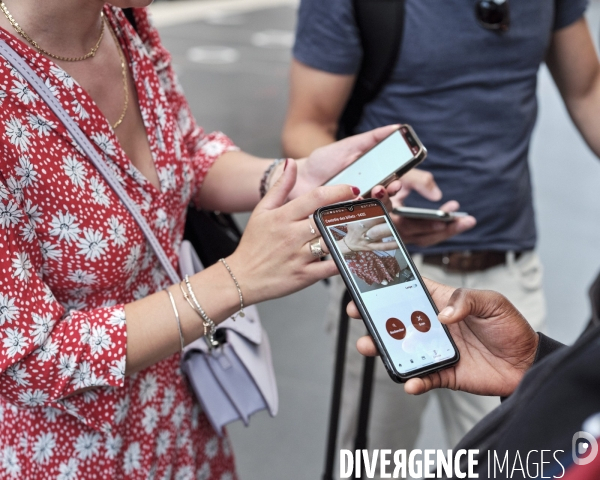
[186,46,241,64]
[149,0,299,28]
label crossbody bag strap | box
[0,39,181,284]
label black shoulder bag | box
[336,0,406,140]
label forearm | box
[282,119,337,158]
[124,259,240,375]
[197,151,276,212]
[563,78,600,158]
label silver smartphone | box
[393,206,469,223]
[324,125,427,196]
[314,199,460,382]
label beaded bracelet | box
[259,158,286,198]
[179,275,219,348]
[219,258,244,320]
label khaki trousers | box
[328,251,546,478]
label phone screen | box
[324,130,417,195]
[320,202,457,376]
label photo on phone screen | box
[324,125,426,196]
[317,201,458,380]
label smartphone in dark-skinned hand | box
[314,198,459,382]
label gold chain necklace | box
[0,1,104,62]
[106,19,129,130]
[1,1,129,130]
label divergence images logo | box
[572,431,598,466]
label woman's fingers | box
[385,179,403,197]
[370,185,393,211]
[304,258,339,279]
[284,184,359,220]
[305,236,330,261]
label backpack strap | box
[337,0,406,139]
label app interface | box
[322,203,456,375]
[324,130,415,195]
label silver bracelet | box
[165,289,185,352]
[259,158,285,198]
[219,258,244,320]
[180,275,219,348]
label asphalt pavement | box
[155,3,600,479]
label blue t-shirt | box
[293,0,588,254]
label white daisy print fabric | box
[0,6,237,479]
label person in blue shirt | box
[282,0,600,460]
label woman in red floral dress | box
[0,1,403,478]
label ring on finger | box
[309,237,327,258]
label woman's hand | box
[337,219,397,255]
[348,279,540,397]
[226,159,358,305]
[289,125,403,200]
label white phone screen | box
[324,130,415,195]
[322,203,457,375]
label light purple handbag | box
[0,39,278,435]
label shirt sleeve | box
[554,0,588,30]
[293,0,363,75]
[130,7,238,200]
[0,180,127,431]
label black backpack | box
[123,8,242,267]
[337,0,406,139]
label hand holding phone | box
[315,199,459,382]
[324,125,427,196]
[350,279,539,398]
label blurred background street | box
[151,1,600,478]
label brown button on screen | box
[386,318,406,340]
[411,311,431,333]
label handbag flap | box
[206,344,269,424]
[226,329,278,417]
[181,351,240,436]
[179,240,263,346]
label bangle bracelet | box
[180,276,219,348]
[259,158,285,198]
[165,289,185,352]
[219,258,244,320]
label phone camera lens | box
[348,206,354,212]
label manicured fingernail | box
[352,186,360,195]
[439,306,454,319]
[283,159,289,171]
[375,190,385,199]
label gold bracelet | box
[219,258,244,320]
[180,275,219,348]
[165,289,185,352]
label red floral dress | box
[0,7,238,480]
